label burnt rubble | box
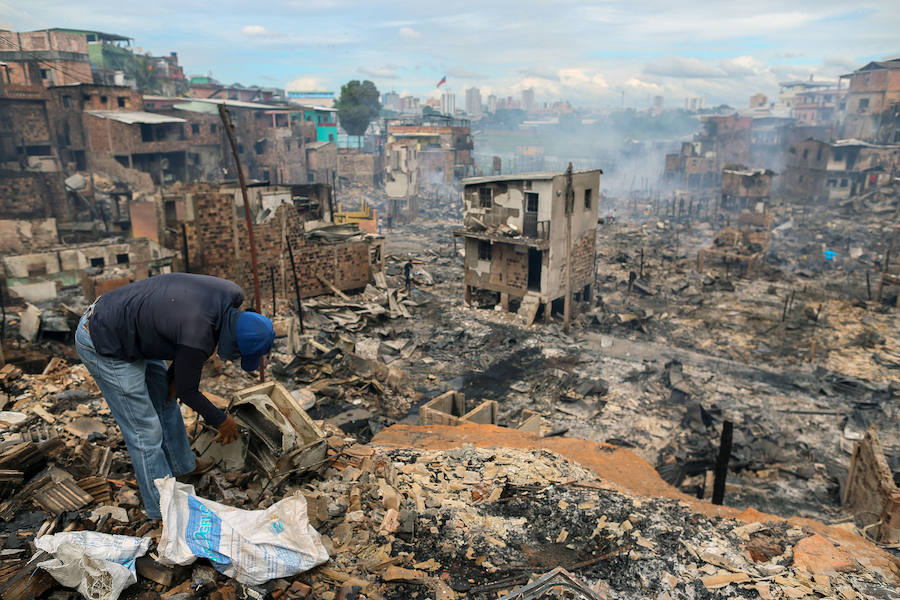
[0,188,899,599]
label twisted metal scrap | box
[498,567,605,600]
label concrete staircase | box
[518,291,541,326]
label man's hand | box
[214,415,239,445]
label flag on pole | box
[436,76,447,88]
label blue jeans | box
[75,312,195,519]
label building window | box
[62,95,71,108]
[840,178,848,187]
[117,97,127,108]
[100,95,108,104]
[478,240,492,261]
[329,134,334,142]
[191,124,200,134]
[479,187,492,208]
[285,140,291,151]
[89,257,105,268]
[210,124,217,134]
[858,98,869,111]
[40,68,50,80]
[802,148,809,159]
[525,191,538,212]
[584,188,592,210]
[238,143,244,154]
[116,253,129,264]
[816,147,822,161]
[83,94,91,101]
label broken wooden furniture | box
[232,381,327,477]
[419,390,542,433]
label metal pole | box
[712,420,733,505]
[270,266,276,316]
[180,223,190,273]
[563,163,574,331]
[286,238,304,333]
[218,103,264,380]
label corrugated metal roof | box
[185,98,280,109]
[84,110,186,124]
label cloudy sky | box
[4,0,899,108]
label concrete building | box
[792,88,846,127]
[383,91,401,112]
[777,79,835,110]
[487,94,497,114]
[385,115,474,190]
[286,90,334,107]
[721,167,774,211]
[441,90,456,116]
[839,59,900,142]
[465,87,482,116]
[783,138,900,203]
[399,96,420,116]
[521,88,535,114]
[454,169,602,321]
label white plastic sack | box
[35,532,150,600]
[156,477,329,585]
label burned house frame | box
[454,170,601,320]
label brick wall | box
[570,231,595,290]
[0,218,58,253]
[184,186,369,303]
[3,102,52,143]
[464,239,530,297]
[338,152,382,186]
[0,170,67,220]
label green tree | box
[335,80,381,139]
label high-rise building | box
[487,94,497,114]
[441,90,456,116]
[465,87,482,116]
[653,95,664,111]
[685,97,705,111]
[400,96,420,115]
[383,90,401,112]
[522,88,535,113]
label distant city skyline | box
[4,0,899,107]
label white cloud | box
[285,76,330,91]
[358,66,399,79]
[645,56,728,79]
[624,77,663,93]
[558,68,609,94]
[399,27,421,39]
[241,25,268,36]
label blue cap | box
[235,312,276,372]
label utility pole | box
[218,103,264,381]
[564,163,574,331]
